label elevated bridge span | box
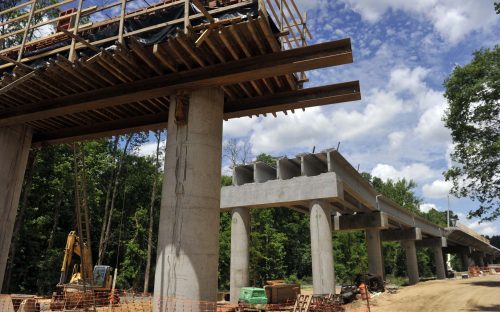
[221,149,500,300]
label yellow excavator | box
[51,231,117,309]
[58,231,113,291]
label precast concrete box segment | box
[154,88,224,311]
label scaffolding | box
[0,0,310,69]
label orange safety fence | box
[0,291,343,312]
[0,290,361,311]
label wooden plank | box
[17,0,38,61]
[0,0,34,16]
[0,39,353,126]
[191,0,215,23]
[32,112,169,145]
[60,28,100,53]
[0,0,76,28]
[0,0,255,68]
[31,81,360,145]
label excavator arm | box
[58,231,93,286]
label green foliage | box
[256,153,276,167]
[333,231,367,284]
[495,2,500,14]
[6,136,162,294]
[487,235,500,249]
[443,46,500,221]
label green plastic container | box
[238,287,268,305]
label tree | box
[443,46,500,222]
[223,138,252,167]
[143,130,164,293]
[495,2,500,14]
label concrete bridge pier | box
[473,252,485,267]
[366,229,385,278]
[230,207,250,303]
[399,239,419,285]
[0,126,32,291]
[310,200,335,295]
[382,228,421,285]
[415,237,447,280]
[433,247,446,279]
[154,88,224,311]
[333,212,389,279]
[402,240,419,285]
[461,252,471,270]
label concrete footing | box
[401,240,419,285]
[366,229,384,278]
[310,200,335,295]
[0,126,32,291]
[230,207,250,303]
[153,88,224,311]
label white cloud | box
[136,139,166,157]
[223,117,257,138]
[422,179,452,199]
[414,101,450,144]
[371,163,437,183]
[420,203,439,213]
[339,0,498,44]
[458,215,499,237]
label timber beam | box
[415,237,447,248]
[31,81,360,145]
[0,39,353,127]
[381,228,422,242]
[224,81,360,119]
[333,211,389,231]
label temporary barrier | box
[0,291,353,311]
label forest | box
[3,133,497,295]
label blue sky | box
[115,0,498,236]
[220,0,500,235]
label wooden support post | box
[279,0,284,48]
[184,0,190,34]
[69,0,85,62]
[118,0,127,44]
[17,0,38,62]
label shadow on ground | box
[471,304,500,311]
[466,280,500,287]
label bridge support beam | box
[310,200,335,295]
[230,207,250,303]
[401,240,420,285]
[366,229,385,278]
[0,125,32,292]
[154,88,224,311]
[333,212,389,231]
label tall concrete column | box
[401,240,419,285]
[365,228,384,278]
[433,247,446,279]
[154,88,224,311]
[0,125,32,291]
[230,207,250,303]
[310,200,335,295]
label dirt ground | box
[348,274,500,312]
